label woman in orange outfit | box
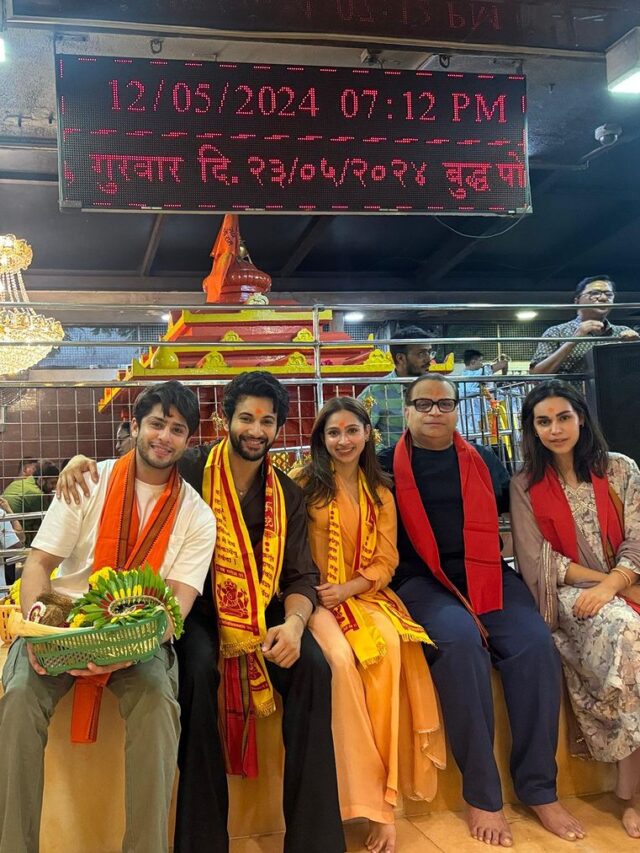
[292,397,445,853]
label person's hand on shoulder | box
[55,455,99,505]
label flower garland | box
[67,565,184,638]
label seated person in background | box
[57,371,346,853]
[0,380,216,853]
[377,374,584,847]
[2,460,59,545]
[459,349,509,437]
[115,420,134,456]
[510,380,640,839]
[0,495,24,587]
[358,326,436,450]
[530,275,638,376]
[293,397,445,853]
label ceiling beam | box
[413,220,507,286]
[536,201,640,285]
[278,216,335,277]
[139,214,166,277]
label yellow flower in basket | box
[68,612,87,629]
[88,566,114,589]
[7,578,21,606]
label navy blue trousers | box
[397,569,562,811]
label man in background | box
[459,349,509,437]
[359,325,437,449]
[530,275,638,376]
[2,460,59,545]
[115,421,134,457]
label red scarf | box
[393,431,503,621]
[528,466,625,579]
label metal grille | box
[445,320,548,363]
[38,325,168,369]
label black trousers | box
[174,596,345,853]
[397,568,562,812]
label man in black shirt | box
[378,375,583,847]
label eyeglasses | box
[407,398,458,413]
[581,290,614,301]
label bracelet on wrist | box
[610,567,633,588]
[286,610,307,629]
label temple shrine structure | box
[98,215,453,451]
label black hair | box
[297,397,391,508]
[18,458,37,475]
[463,349,483,365]
[133,380,200,437]
[117,421,131,435]
[36,461,60,478]
[520,380,609,485]
[404,373,459,403]
[389,325,436,363]
[222,371,289,428]
[574,275,615,299]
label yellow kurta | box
[304,476,446,824]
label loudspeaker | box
[587,341,640,463]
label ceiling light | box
[607,28,640,93]
[0,234,65,374]
[516,310,538,321]
[344,311,364,322]
[0,37,5,63]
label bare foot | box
[530,802,585,841]
[467,806,513,846]
[621,804,640,838]
[365,820,396,853]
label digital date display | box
[56,54,530,215]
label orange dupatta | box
[71,450,182,743]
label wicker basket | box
[8,608,168,675]
[0,604,20,645]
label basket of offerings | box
[8,566,183,675]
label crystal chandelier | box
[0,235,65,375]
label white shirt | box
[32,459,216,599]
[0,509,20,587]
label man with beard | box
[1,381,216,853]
[358,326,437,450]
[56,371,345,853]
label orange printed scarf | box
[202,439,287,776]
[327,471,432,667]
[72,449,182,744]
[93,449,182,573]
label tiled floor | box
[230,794,639,852]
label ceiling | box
[1,5,640,328]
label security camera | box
[594,123,622,146]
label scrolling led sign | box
[56,55,530,215]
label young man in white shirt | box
[0,380,216,853]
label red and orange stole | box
[327,470,432,666]
[72,449,182,743]
[528,466,629,601]
[393,431,503,619]
[202,439,287,777]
